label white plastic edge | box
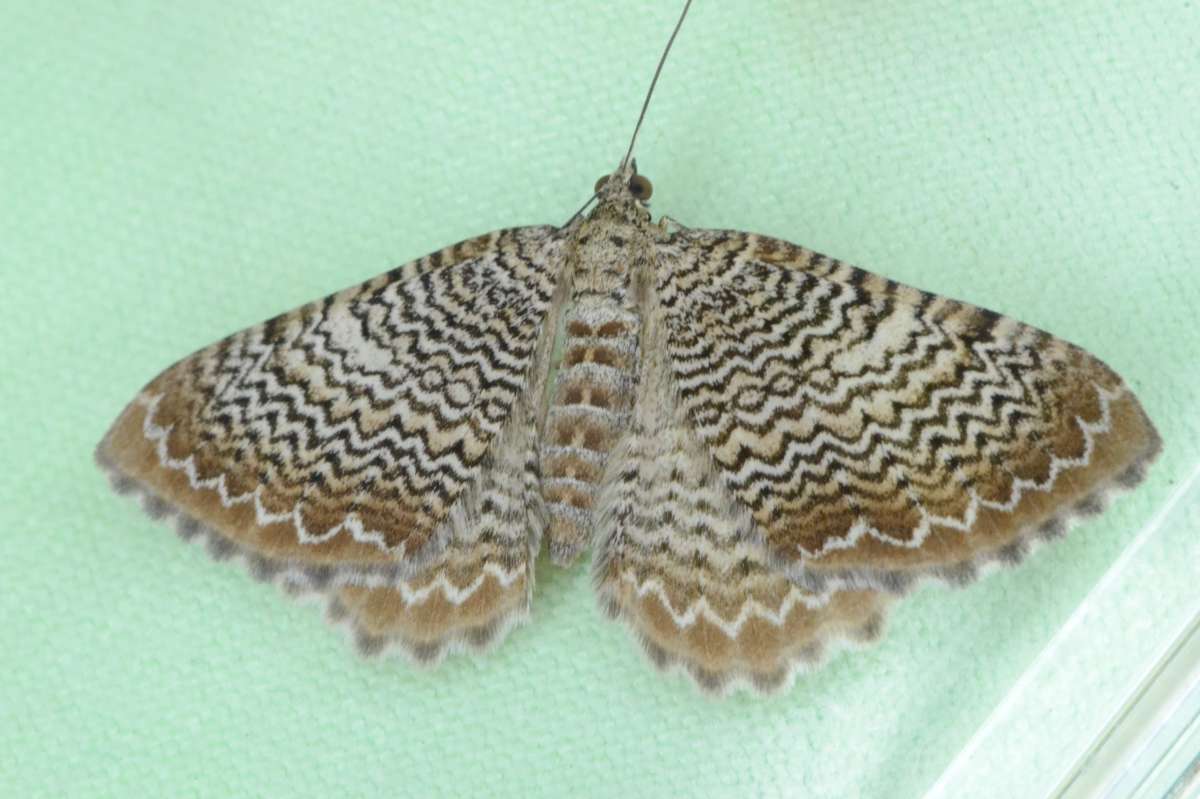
[925,461,1200,799]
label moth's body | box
[541,178,661,564]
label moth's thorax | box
[567,197,655,303]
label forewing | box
[657,229,1160,592]
[98,226,563,595]
[593,320,888,695]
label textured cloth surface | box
[2,2,1197,797]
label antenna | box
[562,189,602,228]
[562,0,694,228]
[620,0,693,169]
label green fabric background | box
[3,2,1197,797]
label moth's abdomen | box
[541,299,640,566]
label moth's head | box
[560,159,652,231]
[592,159,653,207]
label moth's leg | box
[656,214,684,233]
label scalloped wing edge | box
[595,588,889,698]
[782,417,1162,595]
[96,445,534,664]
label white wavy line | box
[542,475,597,494]
[541,444,608,465]
[669,280,846,362]
[618,571,835,638]
[554,361,632,386]
[224,338,500,451]
[138,392,400,553]
[679,315,941,400]
[700,352,1036,453]
[545,501,591,523]
[546,402,628,424]
[569,300,639,326]
[802,381,1120,557]
[199,371,483,478]
[615,530,769,571]
[373,309,530,373]
[723,363,1066,481]
[395,561,524,607]
[562,334,640,354]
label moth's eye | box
[628,174,653,200]
[594,176,608,194]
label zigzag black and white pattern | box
[98,227,566,662]
[98,161,1160,695]
[659,230,1160,593]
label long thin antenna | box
[620,0,693,169]
[562,190,601,228]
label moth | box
[97,1,1160,695]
